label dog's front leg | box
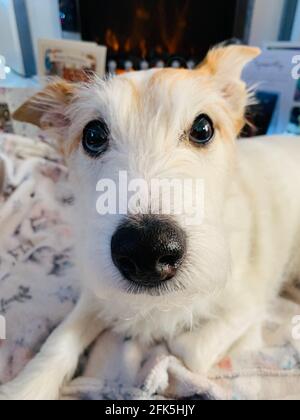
[0,293,104,400]
[169,304,263,375]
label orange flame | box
[105,29,120,53]
[124,38,132,53]
[136,7,150,20]
[105,1,189,59]
[139,39,147,58]
[158,0,190,55]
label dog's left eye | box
[189,114,214,146]
[82,120,109,157]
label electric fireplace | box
[78,0,251,72]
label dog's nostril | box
[156,255,182,281]
[158,255,181,267]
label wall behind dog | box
[291,0,300,41]
[249,0,286,46]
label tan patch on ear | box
[13,80,74,128]
[198,46,261,78]
[13,99,42,127]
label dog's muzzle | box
[111,215,187,288]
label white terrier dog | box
[1,45,300,400]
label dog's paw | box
[168,332,215,375]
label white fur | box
[1,46,300,400]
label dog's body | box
[98,135,300,342]
[1,46,300,400]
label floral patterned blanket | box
[0,133,300,400]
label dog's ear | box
[199,46,261,129]
[199,45,260,80]
[13,79,74,132]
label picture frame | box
[243,42,300,135]
[38,38,107,82]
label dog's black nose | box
[111,216,187,287]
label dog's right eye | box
[82,120,109,157]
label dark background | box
[78,0,250,62]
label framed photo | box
[295,79,300,102]
[38,39,107,82]
[288,107,300,135]
[243,42,300,135]
[242,91,279,137]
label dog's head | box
[14,46,260,308]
